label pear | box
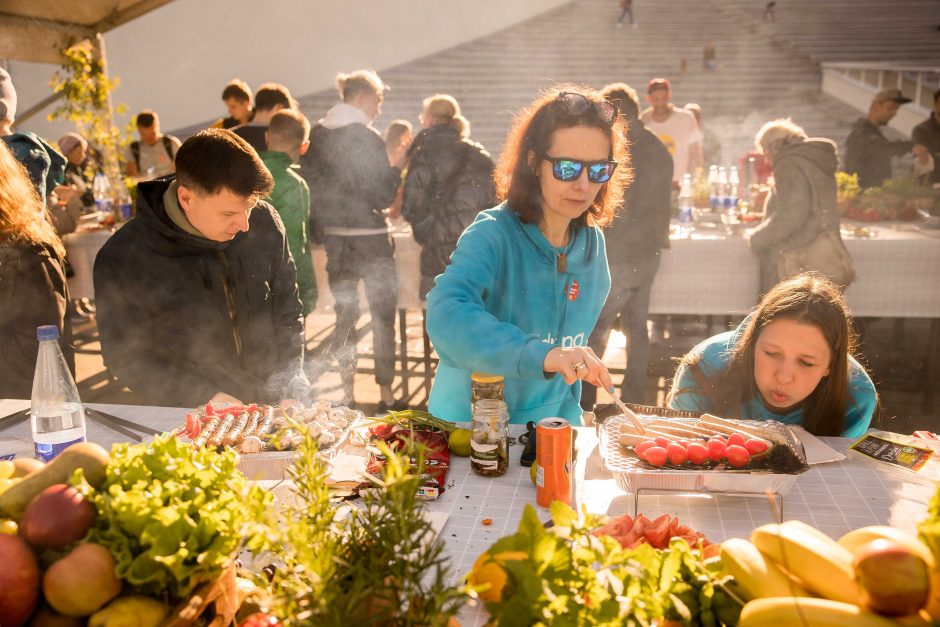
[43,543,122,616]
[89,596,168,627]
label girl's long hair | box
[0,141,65,258]
[670,273,858,436]
[494,83,631,229]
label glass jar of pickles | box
[470,399,509,477]
[471,372,505,405]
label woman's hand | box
[543,346,613,391]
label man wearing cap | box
[843,88,914,189]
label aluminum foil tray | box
[598,414,809,496]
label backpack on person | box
[130,136,177,172]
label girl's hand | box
[543,346,613,391]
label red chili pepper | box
[204,402,216,416]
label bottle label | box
[471,440,499,469]
[34,435,86,464]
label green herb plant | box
[87,435,273,601]
[48,38,130,194]
[480,502,742,627]
[267,425,469,625]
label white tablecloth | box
[648,221,940,318]
[63,228,114,301]
[1,400,932,626]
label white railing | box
[821,62,937,136]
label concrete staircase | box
[290,0,935,168]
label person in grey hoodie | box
[749,119,845,293]
[300,70,404,410]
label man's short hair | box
[647,78,671,95]
[175,129,273,198]
[136,109,157,128]
[384,119,412,151]
[222,79,252,104]
[601,82,640,120]
[934,88,940,104]
[253,83,294,113]
[336,70,386,102]
[267,110,310,151]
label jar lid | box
[471,372,504,384]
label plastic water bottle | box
[728,166,740,212]
[717,166,729,212]
[678,173,694,226]
[707,165,719,210]
[92,172,113,220]
[30,325,86,462]
[115,184,133,222]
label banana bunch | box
[720,521,936,626]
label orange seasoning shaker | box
[535,417,572,508]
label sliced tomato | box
[204,402,216,416]
[644,514,672,549]
[667,516,680,536]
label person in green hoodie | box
[260,110,317,316]
[426,86,632,425]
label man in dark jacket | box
[912,88,940,184]
[843,88,913,189]
[299,69,402,410]
[581,83,673,409]
[94,129,308,407]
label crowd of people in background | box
[0,58,936,431]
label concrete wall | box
[5,0,568,141]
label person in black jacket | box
[402,94,496,298]
[94,129,308,407]
[581,83,673,409]
[0,141,72,399]
[843,88,913,189]
[300,70,403,410]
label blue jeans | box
[581,255,660,409]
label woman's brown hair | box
[669,273,861,436]
[494,84,631,229]
[0,141,65,258]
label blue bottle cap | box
[36,325,59,341]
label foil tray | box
[598,413,809,496]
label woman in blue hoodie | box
[426,86,632,425]
[668,273,877,437]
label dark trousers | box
[324,234,399,388]
[581,255,660,410]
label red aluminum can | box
[535,417,572,508]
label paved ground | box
[73,307,938,433]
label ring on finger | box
[573,361,587,372]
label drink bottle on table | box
[30,325,86,463]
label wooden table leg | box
[422,309,433,399]
[398,308,410,401]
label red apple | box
[0,534,40,626]
[853,538,930,616]
[20,484,95,549]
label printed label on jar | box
[536,464,545,488]
[471,440,499,468]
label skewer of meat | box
[241,410,261,440]
[193,414,221,448]
[209,412,236,448]
[224,411,250,447]
[255,406,275,436]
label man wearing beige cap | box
[843,88,914,188]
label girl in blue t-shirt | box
[668,273,877,437]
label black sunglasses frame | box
[544,157,619,184]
